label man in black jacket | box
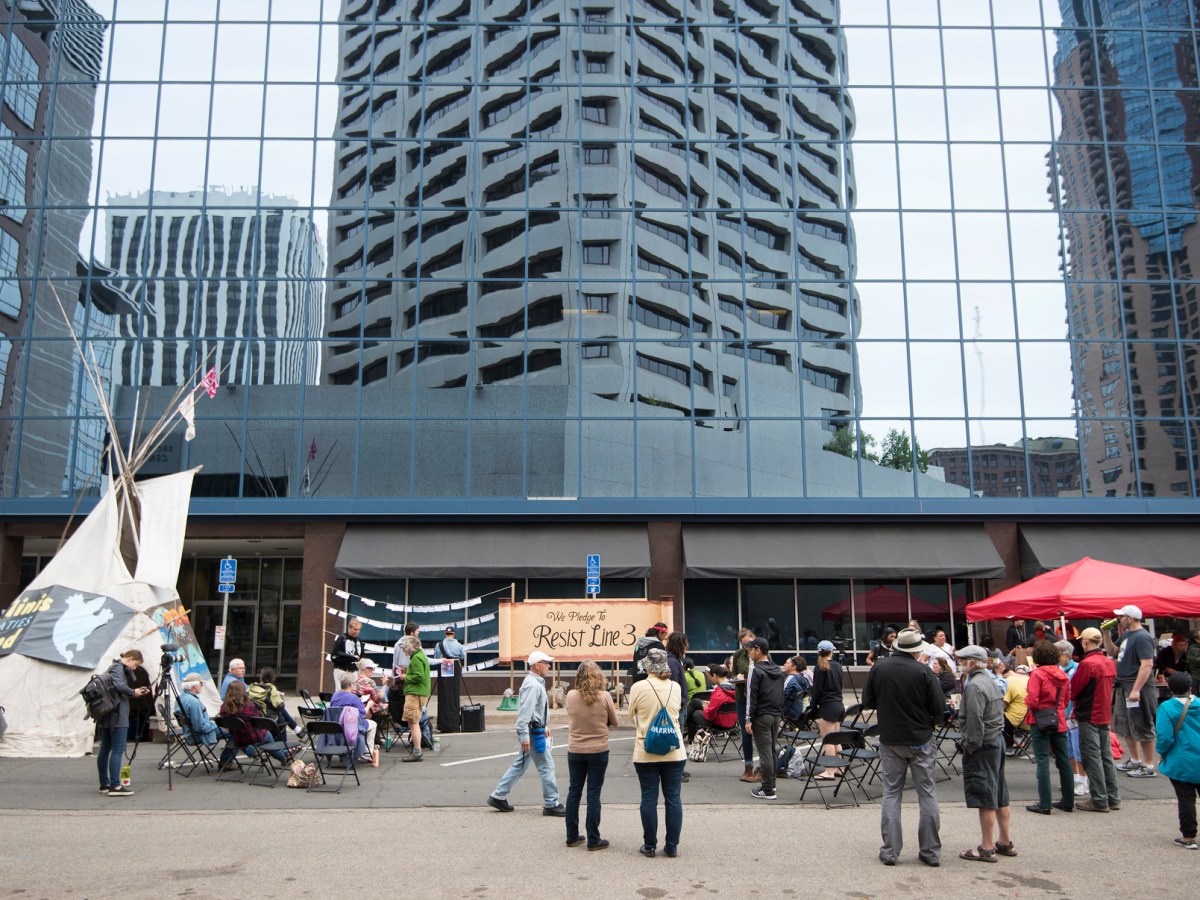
[862,628,946,867]
[745,637,784,800]
[1005,619,1029,653]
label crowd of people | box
[91,610,1200,860]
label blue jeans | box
[566,751,609,846]
[493,745,559,807]
[1030,727,1073,810]
[96,727,128,788]
[634,759,685,853]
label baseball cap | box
[527,650,555,665]
[444,626,456,635]
[817,640,836,652]
[749,637,770,653]
[1113,604,1143,620]
[1168,672,1192,696]
[358,658,376,670]
[1080,627,1102,643]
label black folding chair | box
[798,731,862,809]
[319,692,333,704]
[243,715,297,788]
[933,714,963,779]
[705,701,741,762]
[307,708,362,793]
[168,707,219,776]
[157,703,204,776]
[300,689,322,710]
[212,715,247,781]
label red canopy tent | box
[821,585,949,622]
[965,557,1200,622]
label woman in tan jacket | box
[565,660,620,850]
[628,648,687,858]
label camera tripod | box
[152,645,187,791]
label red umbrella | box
[965,557,1200,622]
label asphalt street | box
[0,698,1189,899]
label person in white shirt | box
[923,629,958,675]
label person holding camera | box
[97,649,151,797]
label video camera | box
[160,642,184,665]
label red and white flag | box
[201,366,219,398]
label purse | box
[687,728,712,762]
[643,683,681,755]
[1033,681,1063,731]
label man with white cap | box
[1103,604,1158,777]
[487,650,565,815]
[956,645,1015,862]
[862,628,947,867]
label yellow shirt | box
[628,677,686,763]
[1003,672,1029,727]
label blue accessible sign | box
[219,558,237,584]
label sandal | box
[813,772,839,781]
[994,842,1017,857]
[959,846,998,863]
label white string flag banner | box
[326,584,490,613]
[462,635,499,650]
[327,607,496,633]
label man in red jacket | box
[1072,627,1120,812]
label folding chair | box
[856,723,884,789]
[777,709,820,758]
[1008,725,1033,762]
[841,704,868,732]
[300,689,323,710]
[307,709,362,793]
[704,701,741,762]
[243,715,298,788]
[212,715,247,781]
[319,692,333,704]
[798,731,864,808]
[157,703,203,776]
[168,707,219,776]
[932,715,963,779]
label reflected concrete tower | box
[104,190,326,388]
[322,0,958,497]
[0,0,107,497]
[1054,0,1200,497]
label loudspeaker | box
[460,703,485,733]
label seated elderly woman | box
[330,670,379,767]
[353,658,388,715]
[218,682,288,768]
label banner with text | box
[498,599,673,663]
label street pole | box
[216,555,232,678]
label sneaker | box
[1128,764,1158,778]
[587,840,610,852]
[487,795,514,812]
[106,786,135,797]
[542,804,567,817]
[401,750,423,762]
[1074,781,1089,797]
[1076,799,1109,813]
[98,785,114,793]
[1116,758,1139,772]
[566,837,585,848]
[1173,838,1198,850]
[751,787,777,800]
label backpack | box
[643,683,681,756]
[80,672,121,722]
[688,728,712,762]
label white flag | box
[178,393,196,441]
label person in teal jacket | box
[401,635,431,762]
[1156,672,1200,850]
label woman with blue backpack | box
[628,648,686,858]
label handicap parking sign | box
[219,558,237,584]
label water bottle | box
[433,735,441,753]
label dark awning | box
[334,524,651,579]
[682,524,1005,580]
[1019,525,1200,580]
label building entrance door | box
[193,601,258,682]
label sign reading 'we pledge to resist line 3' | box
[497,599,674,663]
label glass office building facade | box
[2,1,1199,683]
